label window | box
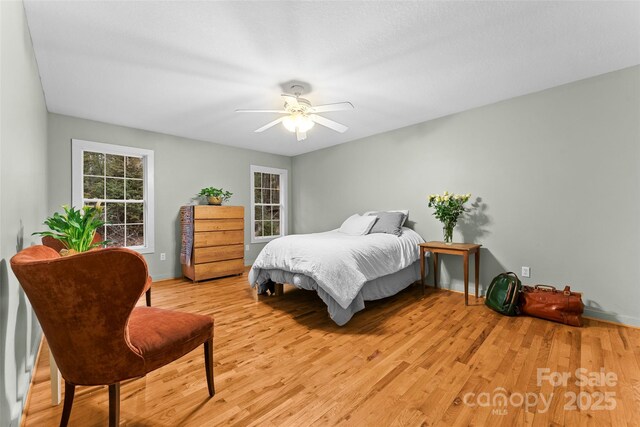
[72,139,155,253]
[250,165,287,243]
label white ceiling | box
[24,1,640,157]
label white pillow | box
[338,214,377,235]
[363,210,409,226]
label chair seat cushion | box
[128,307,213,373]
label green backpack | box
[485,272,522,316]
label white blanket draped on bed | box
[249,227,424,310]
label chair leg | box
[59,381,75,427]
[204,337,215,397]
[109,383,120,427]
[145,288,151,306]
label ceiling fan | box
[236,84,354,141]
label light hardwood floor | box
[22,272,640,426]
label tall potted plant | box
[427,191,471,244]
[33,204,107,255]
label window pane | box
[125,156,143,179]
[273,222,280,235]
[271,190,280,204]
[75,141,153,251]
[126,179,143,200]
[84,152,104,176]
[105,224,125,247]
[83,176,104,199]
[105,178,125,199]
[254,172,262,188]
[263,221,272,236]
[272,206,280,220]
[263,206,272,220]
[126,224,144,246]
[105,154,125,177]
[106,202,125,224]
[262,189,270,204]
[255,206,262,221]
[271,174,280,190]
[254,189,262,203]
[84,202,106,222]
[255,221,263,237]
[126,203,144,223]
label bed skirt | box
[250,261,426,326]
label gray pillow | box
[367,211,405,236]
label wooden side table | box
[419,241,482,305]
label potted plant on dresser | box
[198,187,233,205]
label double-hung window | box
[72,139,155,253]
[250,165,287,243]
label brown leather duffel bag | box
[519,285,584,327]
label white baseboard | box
[435,282,640,329]
[583,307,640,328]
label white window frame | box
[72,139,155,253]
[250,165,288,244]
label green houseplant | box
[33,204,107,254]
[427,191,471,244]
[198,187,233,205]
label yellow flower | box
[443,190,449,196]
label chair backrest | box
[10,246,148,385]
[41,232,104,253]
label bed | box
[248,226,427,325]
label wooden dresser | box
[182,205,245,282]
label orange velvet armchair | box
[41,235,152,306]
[10,246,215,427]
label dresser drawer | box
[194,230,243,247]
[194,219,244,232]
[194,205,244,220]
[194,259,244,280]
[194,244,244,264]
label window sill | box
[250,236,281,244]
[128,246,154,254]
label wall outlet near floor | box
[160,253,166,261]
[521,266,530,278]
[245,245,250,251]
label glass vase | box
[443,222,454,244]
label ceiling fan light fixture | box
[283,113,314,133]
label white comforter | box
[249,228,424,309]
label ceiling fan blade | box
[281,94,299,108]
[236,109,287,113]
[310,102,354,113]
[296,129,307,141]
[309,114,348,133]
[254,117,286,133]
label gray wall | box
[0,1,49,425]
[292,66,640,326]
[47,113,291,279]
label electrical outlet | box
[160,253,166,261]
[521,266,530,278]
[245,245,250,251]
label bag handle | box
[534,284,557,292]
[504,272,520,282]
